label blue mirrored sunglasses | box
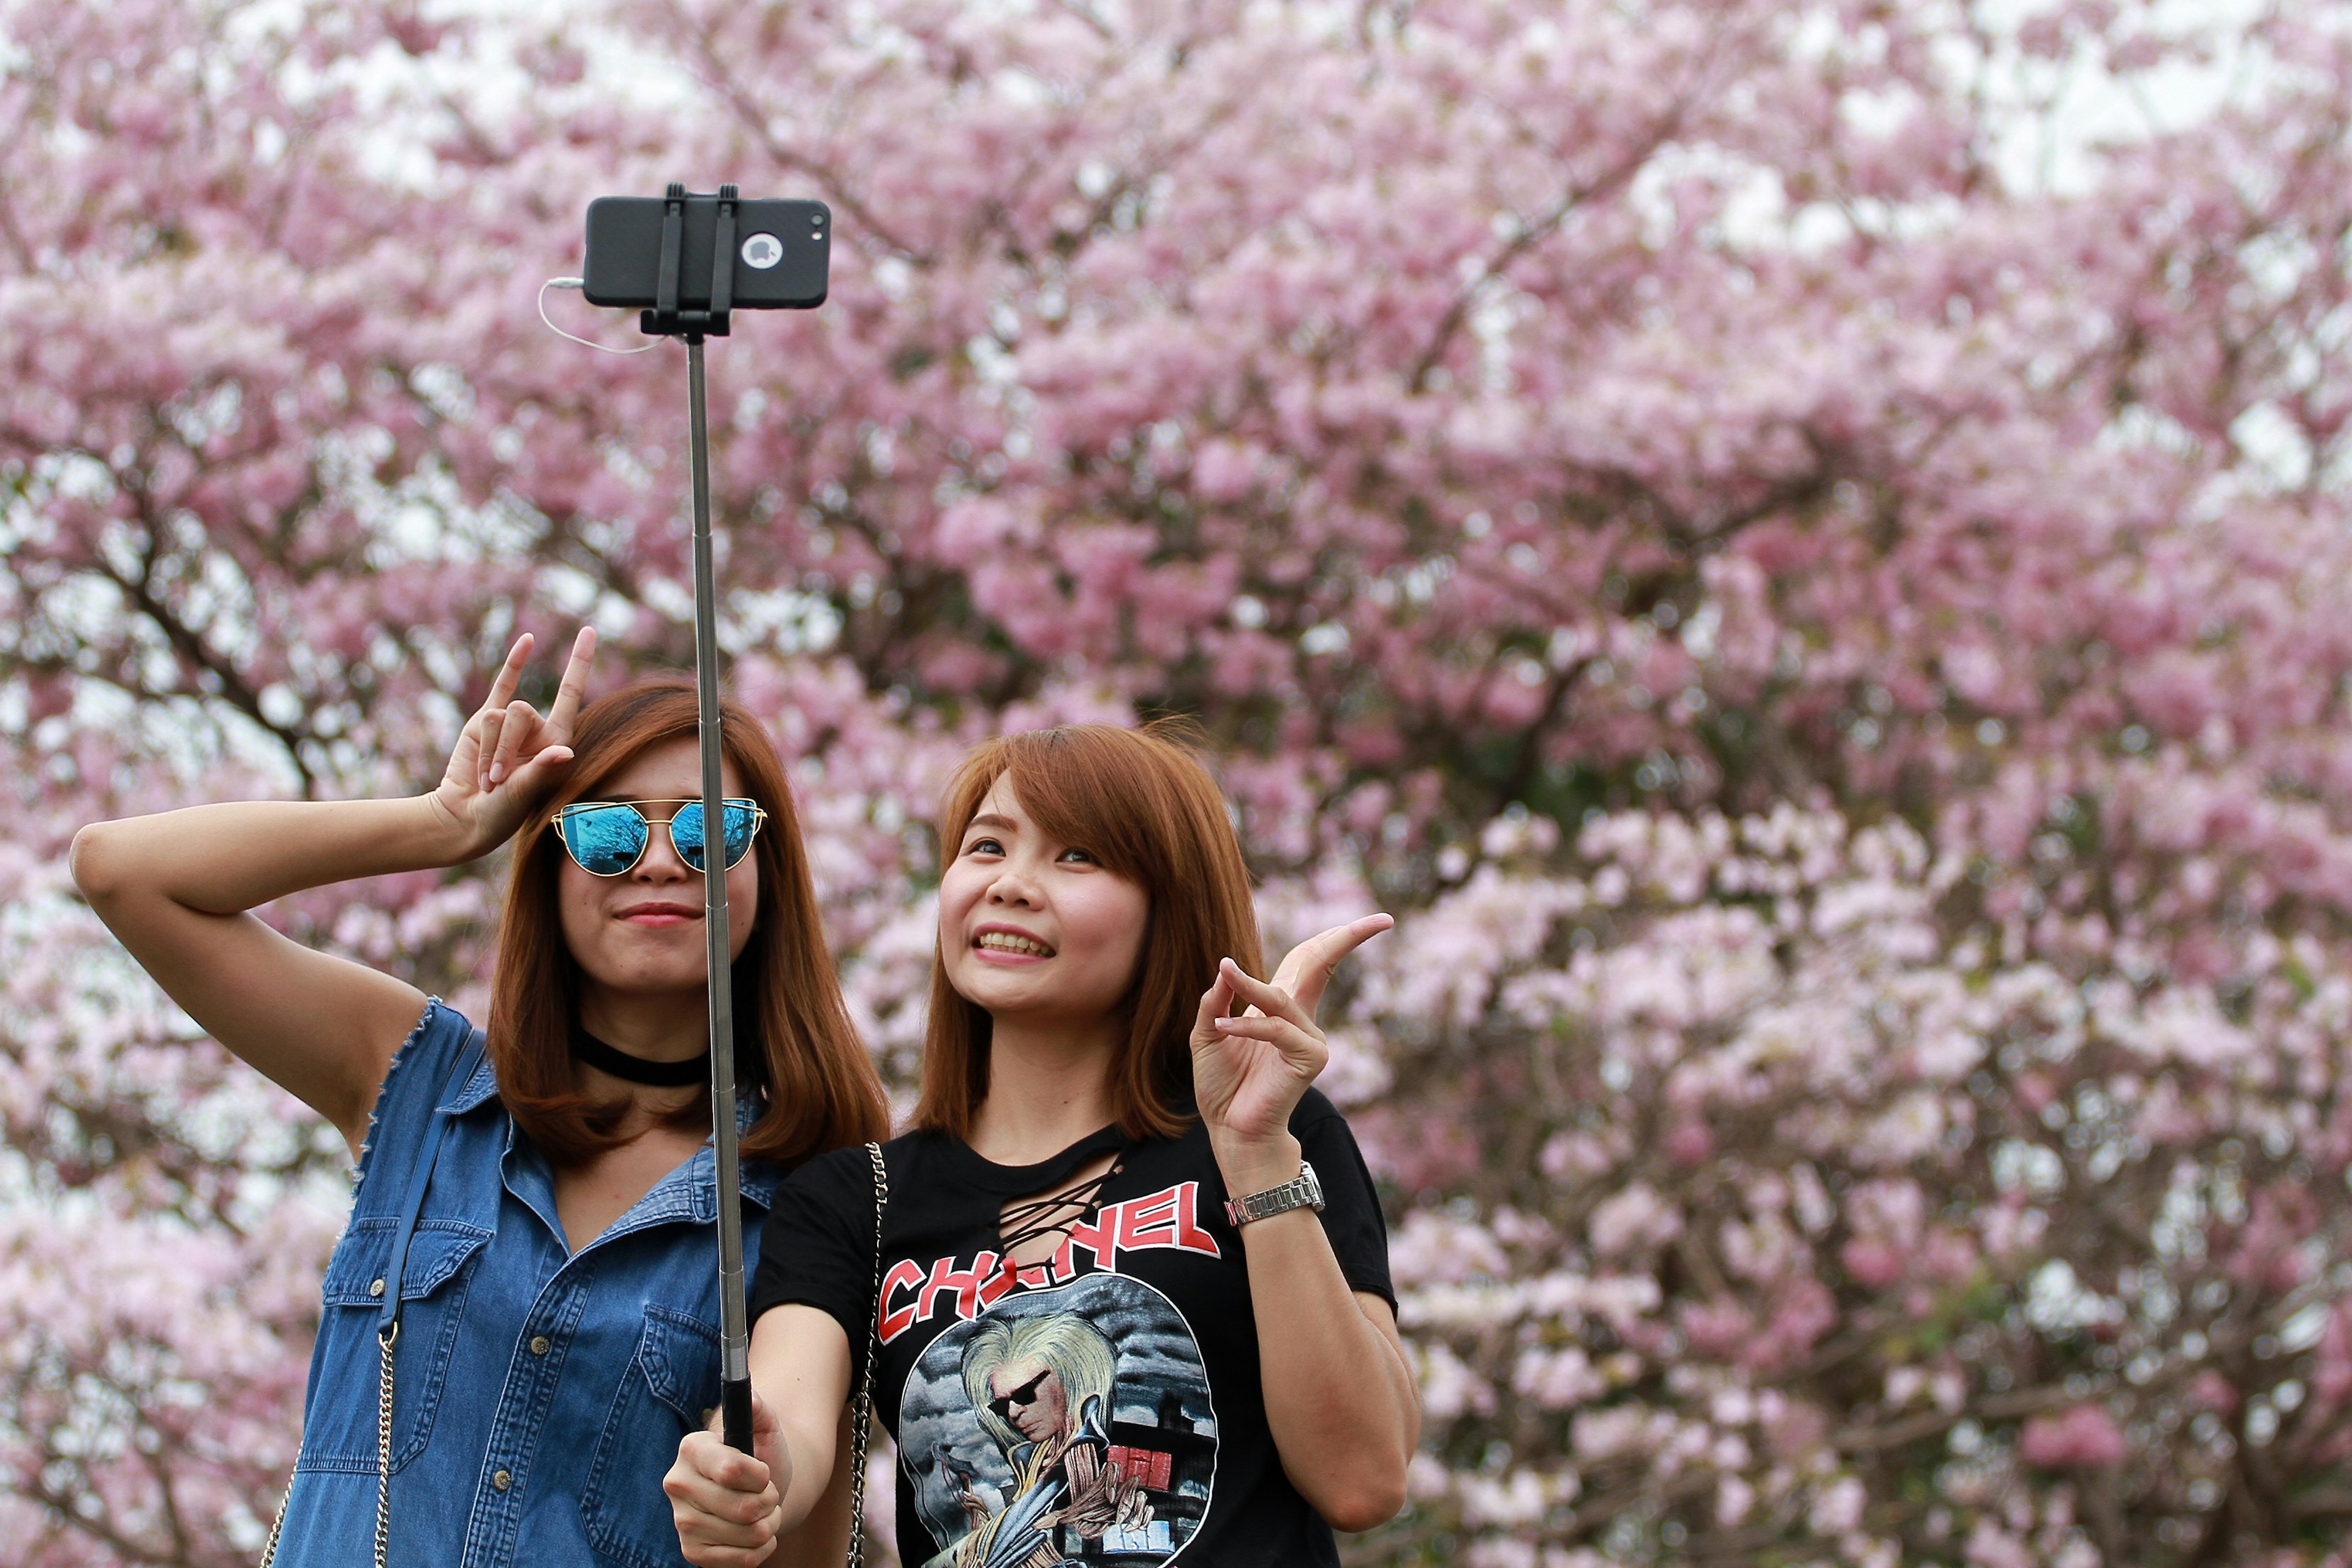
[551,799,766,877]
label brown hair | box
[489,679,888,1167]
[912,722,1264,1142]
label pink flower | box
[2019,1405,2130,1469]
[1841,1238,1907,1289]
[1588,1183,1683,1257]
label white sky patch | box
[1635,0,2282,261]
[2230,401,2316,491]
[337,0,703,189]
[1962,0,2277,197]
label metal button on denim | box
[266,1000,778,1568]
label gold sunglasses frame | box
[548,798,769,877]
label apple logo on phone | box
[741,233,784,270]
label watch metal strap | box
[1224,1160,1324,1227]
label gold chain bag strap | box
[844,1140,889,1568]
[258,1034,486,1568]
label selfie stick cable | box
[537,277,658,354]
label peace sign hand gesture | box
[428,628,597,861]
[1190,913,1392,1188]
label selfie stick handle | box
[686,335,755,1454]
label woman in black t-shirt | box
[666,723,1419,1567]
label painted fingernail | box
[1215,1017,1239,1029]
[489,763,505,784]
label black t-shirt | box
[750,1090,1393,1568]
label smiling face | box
[937,775,1150,1039]
[556,736,759,1001]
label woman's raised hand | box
[429,628,596,859]
[1268,913,1396,1021]
[1190,913,1392,1165]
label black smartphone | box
[582,192,830,312]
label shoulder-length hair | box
[912,722,1264,1143]
[489,679,888,1167]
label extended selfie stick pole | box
[641,183,756,1453]
[687,337,756,1454]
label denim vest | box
[271,1000,778,1568]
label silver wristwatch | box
[1224,1161,1324,1227]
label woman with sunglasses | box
[665,723,1418,1568]
[69,630,887,1568]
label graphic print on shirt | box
[878,1182,1221,1343]
[895,1273,1217,1568]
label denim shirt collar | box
[439,1053,500,1116]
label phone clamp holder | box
[641,182,737,340]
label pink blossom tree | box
[3,0,2350,1561]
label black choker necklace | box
[571,1027,709,1088]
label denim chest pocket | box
[581,1306,719,1568]
[298,1218,492,1474]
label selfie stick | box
[565,181,824,1454]
[641,183,755,1454]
